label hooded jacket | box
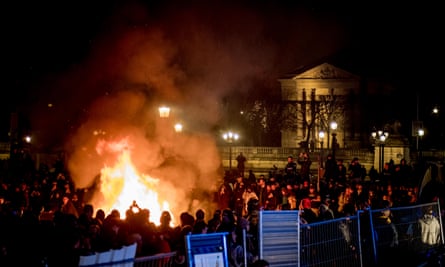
[418,212,441,246]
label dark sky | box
[2,1,443,218]
[2,0,444,148]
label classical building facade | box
[268,61,438,176]
[278,62,364,150]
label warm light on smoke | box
[97,139,173,226]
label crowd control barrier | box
[85,201,443,267]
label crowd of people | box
[220,153,437,220]
[0,149,442,267]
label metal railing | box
[368,201,444,266]
[129,201,444,267]
[300,215,363,267]
[134,252,177,267]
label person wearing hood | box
[418,206,441,246]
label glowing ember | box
[98,143,172,226]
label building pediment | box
[293,63,358,79]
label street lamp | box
[318,130,325,192]
[222,131,239,172]
[330,121,338,160]
[432,106,439,114]
[158,106,170,118]
[418,128,424,160]
[159,106,184,133]
[174,123,183,133]
[371,128,389,174]
[318,130,325,168]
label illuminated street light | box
[318,130,325,192]
[318,130,325,168]
[93,129,106,136]
[418,128,424,160]
[330,121,338,160]
[330,121,338,131]
[174,123,183,133]
[222,131,239,172]
[371,128,389,174]
[158,106,184,133]
[158,106,171,118]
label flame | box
[97,140,173,226]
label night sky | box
[2,0,444,149]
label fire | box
[98,143,173,226]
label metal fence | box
[134,252,177,267]
[368,201,444,266]
[300,215,363,267]
[78,243,137,267]
[257,210,363,267]
[129,202,444,267]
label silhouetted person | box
[297,152,312,183]
[323,154,338,182]
[284,156,298,184]
[236,152,247,178]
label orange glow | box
[98,140,173,226]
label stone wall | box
[221,146,375,177]
[220,146,445,178]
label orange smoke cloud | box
[65,89,222,223]
[26,2,346,223]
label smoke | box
[27,1,348,220]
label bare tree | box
[318,89,346,132]
[244,100,281,146]
[242,88,346,147]
[279,88,346,149]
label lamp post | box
[174,123,183,133]
[417,128,424,161]
[158,106,171,118]
[318,130,325,192]
[159,106,184,133]
[330,121,338,160]
[371,128,389,174]
[318,130,325,168]
[223,131,239,172]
